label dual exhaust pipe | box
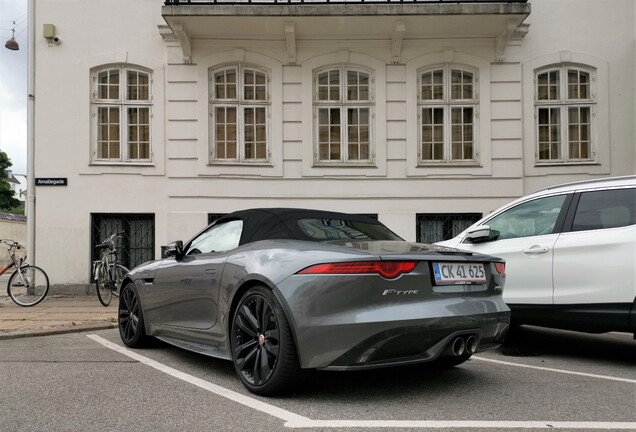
[445,335,478,357]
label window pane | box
[214,69,237,100]
[317,70,340,101]
[572,189,636,231]
[318,108,341,161]
[97,69,120,100]
[215,106,237,159]
[347,70,370,101]
[451,70,473,100]
[568,106,591,160]
[420,107,444,161]
[421,70,444,101]
[488,195,567,240]
[244,69,267,102]
[127,70,150,101]
[244,107,267,159]
[568,69,590,100]
[347,108,370,161]
[450,107,473,160]
[537,70,560,101]
[538,107,561,160]
[97,107,120,159]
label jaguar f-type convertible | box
[118,208,509,395]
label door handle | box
[205,269,217,275]
[523,246,549,255]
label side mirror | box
[164,240,184,259]
[465,225,492,244]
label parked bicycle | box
[0,239,50,307]
[93,232,129,307]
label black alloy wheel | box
[231,286,301,396]
[118,282,150,348]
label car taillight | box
[298,261,417,279]
[494,262,506,277]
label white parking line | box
[471,356,636,384]
[88,335,636,430]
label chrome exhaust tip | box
[466,335,478,355]
[451,337,466,356]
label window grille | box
[91,213,155,278]
[416,213,481,244]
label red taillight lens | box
[298,261,417,279]
[494,262,506,277]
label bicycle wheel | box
[8,265,50,307]
[95,263,112,307]
[111,264,129,298]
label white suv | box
[437,176,636,336]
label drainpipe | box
[27,0,36,264]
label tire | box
[118,282,150,348]
[230,286,301,396]
[95,263,112,307]
[8,265,49,307]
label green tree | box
[0,150,21,212]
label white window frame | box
[534,65,596,165]
[417,65,479,165]
[313,66,375,166]
[209,64,270,164]
[91,65,152,164]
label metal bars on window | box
[91,214,155,277]
[416,213,481,244]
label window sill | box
[90,161,154,167]
[208,161,273,168]
[312,162,377,168]
[534,161,600,167]
[416,162,482,168]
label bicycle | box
[0,239,50,307]
[93,232,129,307]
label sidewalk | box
[0,293,117,340]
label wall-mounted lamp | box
[43,23,60,45]
[4,22,19,51]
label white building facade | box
[32,0,635,289]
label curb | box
[0,322,117,341]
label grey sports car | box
[118,208,510,395]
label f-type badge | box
[382,289,419,296]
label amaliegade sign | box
[35,178,68,186]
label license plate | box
[432,262,486,285]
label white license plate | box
[433,262,486,285]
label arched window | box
[313,66,374,164]
[535,65,595,163]
[418,65,478,164]
[209,64,270,162]
[91,66,152,162]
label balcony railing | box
[165,0,527,4]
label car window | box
[297,218,403,241]
[486,195,567,241]
[186,220,243,255]
[571,188,636,231]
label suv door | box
[450,194,572,310]
[552,187,636,332]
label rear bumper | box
[276,277,510,368]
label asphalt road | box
[0,326,634,432]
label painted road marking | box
[88,335,636,430]
[472,356,636,384]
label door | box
[454,194,571,306]
[552,188,636,330]
[148,220,244,330]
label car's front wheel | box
[231,286,301,396]
[118,282,150,348]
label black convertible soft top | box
[212,208,400,245]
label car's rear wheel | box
[231,286,301,396]
[118,282,150,348]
